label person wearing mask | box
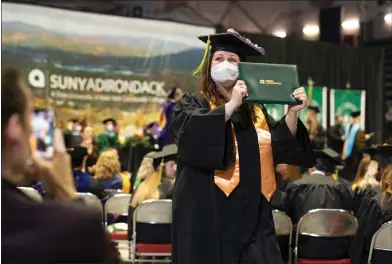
[169,29,315,264]
[97,118,121,154]
[127,145,177,241]
[342,111,367,181]
[327,115,346,154]
[1,67,120,263]
[305,105,326,150]
[157,87,184,149]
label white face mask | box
[211,61,239,87]
[106,124,114,132]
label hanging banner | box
[2,3,214,131]
[298,86,328,128]
[264,104,287,120]
[330,89,366,130]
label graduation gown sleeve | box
[269,116,316,168]
[170,93,230,171]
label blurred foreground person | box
[170,29,315,264]
[1,67,120,263]
[284,148,353,260]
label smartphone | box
[30,108,55,160]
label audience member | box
[1,67,120,263]
[94,149,124,191]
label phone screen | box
[30,108,55,160]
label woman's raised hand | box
[230,80,248,107]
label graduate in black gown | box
[127,145,177,241]
[349,164,392,264]
[170,29,315,264]
[327,115,346,154]
[305,106,326,150]
[285,148,354,259]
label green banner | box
[264,104,286,120]
[298,86,327,128]
[330,89,366,129]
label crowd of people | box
[2,28,392,264]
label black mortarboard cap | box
[307,105,320,113]
[149,144,178,169]
[168,87,177,100]
[68,146,88,169]
[103,118,117,126]
[363,145,392,166]
[314,148,344,173]
[351,111,361,118]
[193,29,265,76]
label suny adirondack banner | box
[298,86,328,128]
[330,89,366,129]
[2,3,214,132]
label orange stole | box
[211,104,276,200]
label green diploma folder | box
[238,62,301,105]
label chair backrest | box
[133,199,172,226]
[18,187,43,202]
[272,210,292,236]
[77,192,103,213]
[296,209,357,243]
[105,194,132,215]
[368,221,392,262]
[104,189,123,197]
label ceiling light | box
[273,30,287,38]
[341,19,360,30]
[385,13,392,24]
[303,25,319,37]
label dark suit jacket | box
[2,179,121,264]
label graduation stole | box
[208,100,276,200]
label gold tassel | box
[158,158,164,183]
[333,168,339,180]
[192,36,211,77]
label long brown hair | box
[352,157,371,190]
[199,55,262,123]
[380,165,392,211]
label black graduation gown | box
[342,128,366,181]
[310,124,326,150]
[349,192,392,264]
[170,93,315,264]
[352,186,381,217]
[284,174,354,259]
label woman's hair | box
[381,165,392,210]
[136,156,155,180]
[2,67,29,148]
[94,149,121,180]
[357,160,380,190]
[130,164,165,208]
[352,157,371,188]
[199,54,269,124]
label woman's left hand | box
[288,87,307,113]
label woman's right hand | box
[230,80,248,107]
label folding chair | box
[294,209,357,264]
[131,199,172,263]
[18,187,43,202]
[273,210,293,264]
[368,221,392,264]
[105,194,132,260]
[76,192,103,216]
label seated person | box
[94,149,125,191]
[132,152,156,192]
[350,164,392,264]
[70,146,107,200]
[127,145,177,242]
[285,148,353,260]
[352,157,381,216]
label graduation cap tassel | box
[192,36,211,77]
[158,158,164,183]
